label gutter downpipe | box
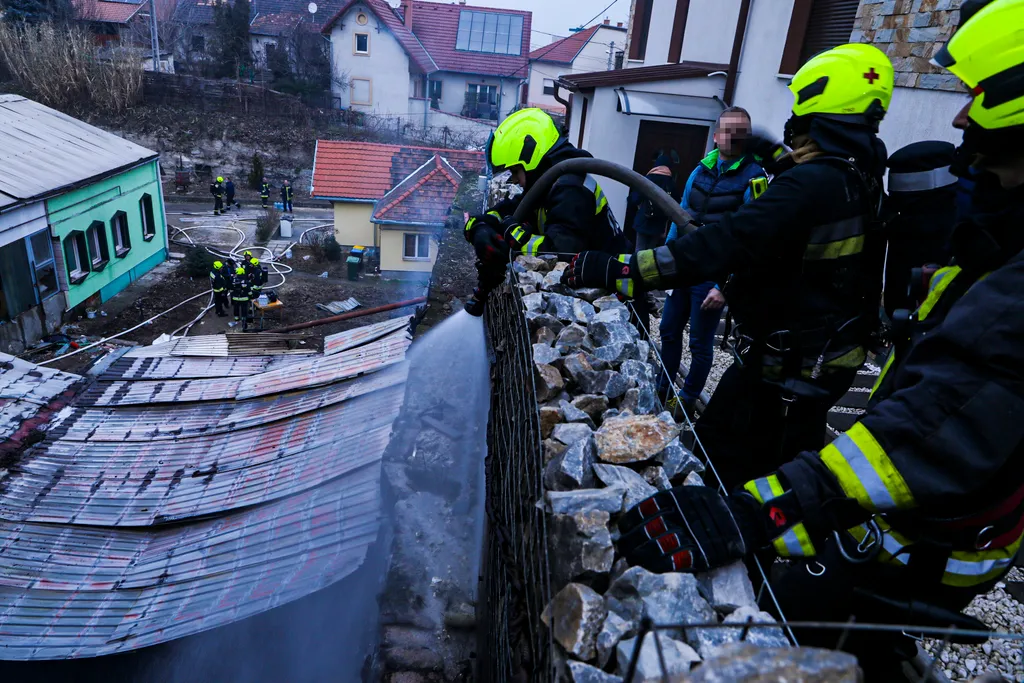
[722,0,753,106]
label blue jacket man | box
[658,107,767,416]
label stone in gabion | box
[573,394,610,420]
[593,295,627,312]
[534,362,564,403]
[544,436,596,491]
[593,463,657,510]
[594,342,642,365]
[534,326,558,346]
[544,438,568,464]
[542,268,565,290]
[542,583,607,661]
[540,405,560,439]
[574,288,607,303]
[697,562,758,615]
[592,307,631,325]
[590,320,634,347]
[533,343,561,366]
[561,352,595,383]
[684,471,704,486]
[555,323,588,353]
[516,254,550,272]
[595,414,680,464]
[576,370,630,400]
[560,400,596,429]
[721,606,789,649]
[683,644,860,682]
[552,422,593,447]
[655,438,705,480]
[615,632,701,682]
[619,385,658,416]
[641,465,672,491]
[548,486,626,515]
[567,661,623,683]
[607,566,716,634]
[518,270,545,289]
[547,293,576,323]
[596,610,632,668]
[522,291,547,313]
[619,359,656,387]
[526,312,564,336]
[548,510,614,587]
[573,298,597,324]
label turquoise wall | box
[47,160,167,309]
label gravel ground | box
[648,309,1024,683]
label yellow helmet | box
[789,43,893,118]
[487,108,562,173]
[235,267,246,275]
[213,260,223,269]
[217,176,224,183]
[932,0,1024,131]
[250,257,259,266]
[243,250,253,259]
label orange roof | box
[75,0,145,24]
[311,140,483,202]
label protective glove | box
[561,251,638,298]
[488,196,520,219]
[745,129,788,174]
[464,213,509,264]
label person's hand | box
[616,486,761,572]
[701,287,726,311]
[745,129,788,173]
[562,252,637,298]
[464,214,509,264]
[503,221,532,251]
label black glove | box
[745,129,788,174]
[503,221,532,251]
[489,196,520,219]
[616,486,766,572]
[465,213,509,264]
[561,251,638,298]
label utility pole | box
[148,0,161,73]
[607,41,615,71]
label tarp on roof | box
[0,95,158,207]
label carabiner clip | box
[834,518,883,564]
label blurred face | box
[509,166,527,187]
[714,112,751,158]
[953,98,972,130]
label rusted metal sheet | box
[100,356,275,381]
[323,316,412,356]
[316,297,361,315]
[0,353,81,403]
[0,463,381,660]
[124,333,315,359]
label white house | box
[525,20,628,115]
[321,0,531,130]
[562,0,969,224]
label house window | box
[111,210,131,257]
[63,230,90,285]
[86,220,110,271]
[628,0,653,61]
[780,0,860,75]
[356,12,368,25]
[351,78,372,105]
[403,233,431,260]
[140,194,157,240]
[464,83,498,119]
[354,32,369,55]
[543,78,555,96]
[455,10,523,55]
[191,35,205,52]
[429,79,442,109]
[0,240,36,319]
[27,229,57,302]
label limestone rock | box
[602,408,621,422]
[619,385,658,416]
[549,510,614,587]
[547,293,577,323]
[544,436,596,491]
[721,606,789,649]
[595,414,681,464]
[552,422,593,447]
[534,343,561,366]
[540,405,560,439]
[593,463,657,510]
[560,400,596,429]
[681,644,859,682]
[516,254,550,272]
[656,439,705,480]
[573,394,610,420]
[566,661,623,683]
[594,342,641,365]
[556,323,589,353]
[544,438,568,464]
[573,299,597,324]
[577,370,630,399]
[548,486,626,515]
[607,567,715,635]
[535,362,564,403]
[594,295,627,312]
[541,583,607,661]
[684,471,704,486]
[542,268,567,291]
[596,610,632,668]
[574,288,607,303]
[638,340,650,362]
[590,320,634,347]
[615,632,701,682]
[521,284,538,295]
[519,270,545,289]
[523,292,547,313]
[697,562,757,615]
[535,326,558,346]
[642,466,672,491]
[592,307,631,325]
[561,352,595,383]
[619,360,657,387]
[526,312,564,337]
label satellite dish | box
[307,2,317,13]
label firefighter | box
[464,108,630,264]
[211,176,225,216]
[245,256,265,299]
[566,43,892,489]
[209,260,230,317]
[609,1,1024,676]
[280,180,294,213]
[224,177,238,211]
[260,177,271,209]
[230,266,251,323]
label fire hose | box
[465,159,697,316]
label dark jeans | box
[657,282,721,402]
[214,196,223,213]
[213,292,228,315]
[694,362,853,489]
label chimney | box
[616,21,623,27]
[401,0,413,28]
[603,18,610,25]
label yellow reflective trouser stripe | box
[804,235,865,260]
[824,345,867,370]
[636,250,659,284]
[870,348,896,400]
[743,475,817,557]
[749,176,768,199]
[584,175,608,214]
[918,266,960,321]
[521,236,545,257]
[819,422,915,512]
[537,208,547,234]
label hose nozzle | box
[465,288,487,317]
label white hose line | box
[38,289,214,366]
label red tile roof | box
[250,11,305,34]
[75,0,144,24]
[311,140,483,201]
[321,0,437,73]
[528,24,600,65]
[410,1,530,78]
[372,155,461,225]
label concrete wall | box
[0,292,66,355]
[430,71,520,122]
[379,227,436,281]
[527,26,628,111]
[329,3,412,114]
[46,160,168,310]
[333,202,376,246]
[626,0,677,67]
[680,0,742,64]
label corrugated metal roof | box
[316,297,362,315]
[0,95,159,205]
[124,333,315,358]
[324,316,412,356]
[0,317,410,659]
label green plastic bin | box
[346,256,360,281]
